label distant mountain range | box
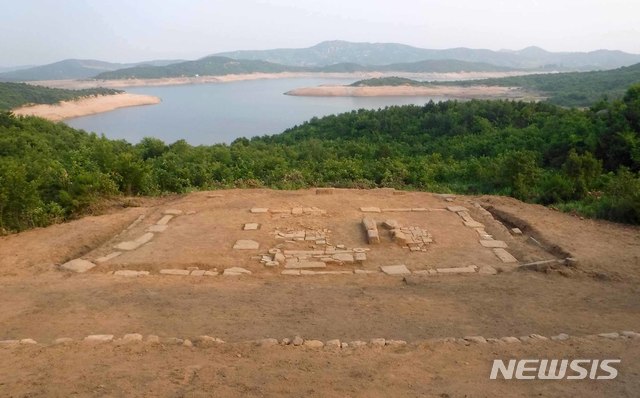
[0,59,185,81]
[94,56,513,80]
[2,40,639,82]
[215,40,640,70]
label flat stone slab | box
[479,240,508,248]
[493,248,518,263]
[156,215,174,225]
[380,264,411,275]
[281,270,301,275]
[233,240,260,250]
[61,259,97,273]
[250,208,269,213]
[146,225,168,233]
[95,252,122,263]
[223,267,252,276]
[163,209,183,215]
[382,208,412,212]
[463,221,485,228]
[437,265,477,274]
[84,335,114,343]
[332,253,354,262]
[190,270,217,276]
[360,207,381,213]
[478,265,498,275]
[114,270,150,277]
[243,223,260,230]
[115,233,154,251]
[285,260,326,269]
[447,206,468,213]
[511,228,523,235]
[160,269,190,276]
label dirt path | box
[0,189,638,396]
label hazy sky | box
[2,0,639,66]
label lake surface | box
[66,78,445,145]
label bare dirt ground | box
[12,93,161,121]
[0,189,639,397]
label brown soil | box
[1,189,639,397]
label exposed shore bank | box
[27,71,542,90]
[12,93,161,121]
[284,84,542,100]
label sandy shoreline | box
[27,71,543,90]
[285,84,543,100]
[12,93,161,121]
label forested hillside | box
[452,63,640,106]
[0,82,121,110]
[352,63,640,107]
[1,84,639,233]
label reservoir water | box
[66,77,445,145]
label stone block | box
[354,269,376,274]
[250,208,269,213]
[190,270,217,276]
[61,259,97,273]
[511,228,523,235]
[355,252,367,261]
[370,338,386,347]
[367,229,380,244]
[493,248,518,263]
[122,334,144,343]
[478,265,498,275]
[380,264,411,275]
[349,340,367,348]
[233,240,260,250]
[436,266,477,274]
[156,215,174,225]
[386,340,407,347]
[304,340,324,348]
[382,219,399,229]
[84,335,114,343]
[325,339,341,348]
[223,267,252,276]
[285,260,326,269]
[114,270,149,277]
[160,269,190,276]
[464,336,487,344]
[551,333,570,341]
[20,339,37,345]
[463,221,485,228]
[447,206,468,213]
[95,252,122,263]
[146,225,168,233]
[622,331,640,339]
[360,207,381,213]
[479,240,508,248]
[292,336,304,346]
[598,332,620,339]
[281,270,301,275]
[243,223,260,230]
[382,208,412,212]
[332,253,354,263]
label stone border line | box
[2,331,638,349]
[60,209,193,273]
